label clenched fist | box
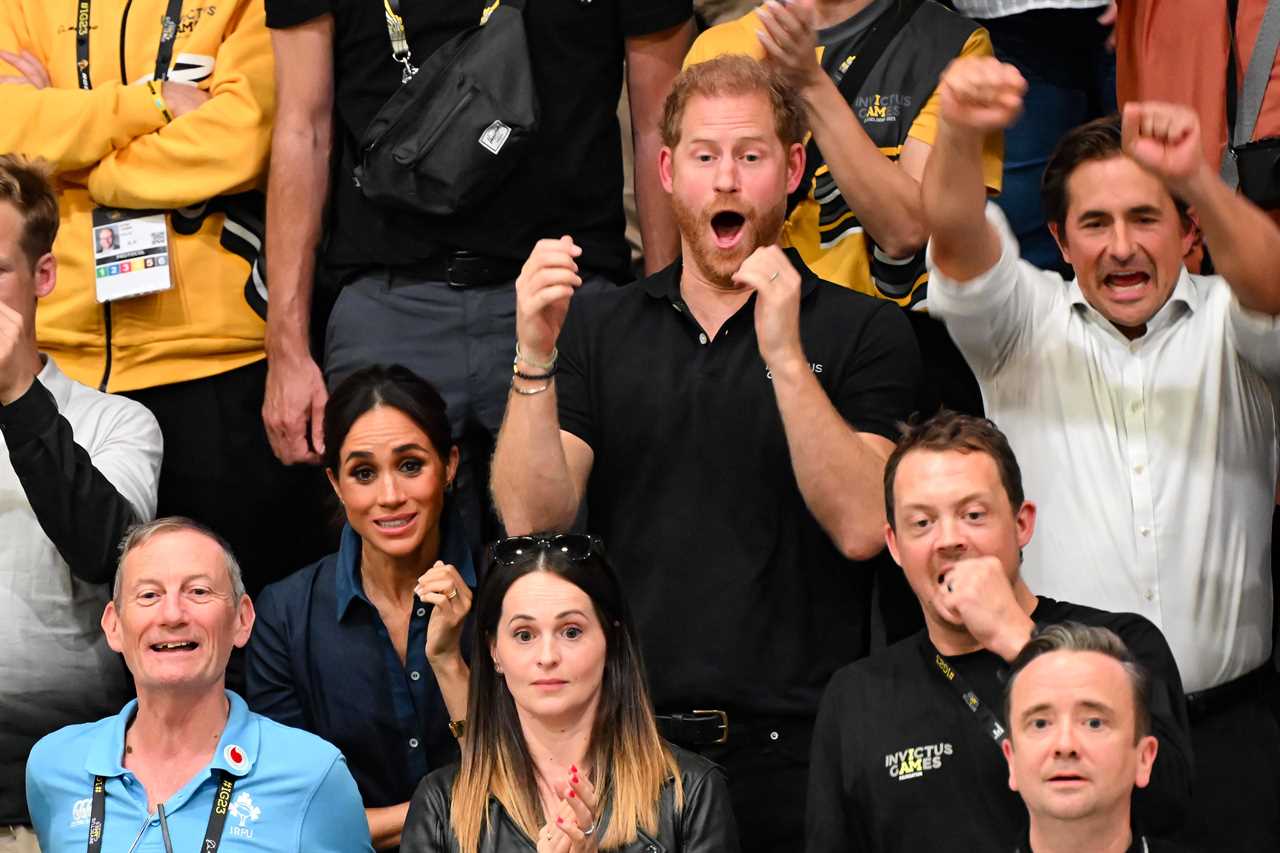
[938,56,1027,134]
[515,236,584,366]
[1121,101,1207,195]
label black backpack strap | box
[787,0,925,214]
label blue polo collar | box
[83,690,260,780]
[335,502,477,622]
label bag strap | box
[788,0,925,214]
[380,1,523,84]
[1222,0,1280,184]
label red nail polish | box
[570,765,577,773]
[556,817,563,824]
[572,776,579,784]
[569,789,576,798]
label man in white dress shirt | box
[922,56,1280,850]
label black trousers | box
[688,716,812,853]
[1171,687,1280,851]
[122,360,337,597]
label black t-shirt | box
[806,597,1194,853]
[1014,832,1195,853]
[554,251,922,716]
[264,0,691,279]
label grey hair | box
[1004,622,1152,741]
[113,516,246,603]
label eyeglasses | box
[491,534,604,565]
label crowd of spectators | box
[2,0,1279,852]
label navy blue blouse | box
[245,517,476,818]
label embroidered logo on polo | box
[69,796,92,828]
[884,743,953,780]
[228,791,262,838]
[766,363,824,380]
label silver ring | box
[582,821,597,838]
[768,270,780,282]
[946,581,954,593]
[446,587,458,600]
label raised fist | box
[1121,101,1206,193]
[938,56,1027,134]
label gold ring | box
[446,587,458,600]
[768,270,780,282]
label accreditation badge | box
[91,207,173,302]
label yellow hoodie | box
[0,0,274,392]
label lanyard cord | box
[74,0,188,91]
[86,771,235,853]
[922,636,1008,744]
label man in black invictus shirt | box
[806,411,1193,852]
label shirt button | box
[1144,589,1155,601]
[1131,400,1142,413]
[410,671,421,681]
[1133,464,1144,475]
[416,608,426,617]
[409,738,419,749]
[769,731,779,741]
[698,332,708,345]
[1140,527,1151,537]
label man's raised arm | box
[491,237,594,535]
[923,57,1026,282]
[1122,101,1280,318]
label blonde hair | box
[450,548,683,851]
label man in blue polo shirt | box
[25,517,372,852]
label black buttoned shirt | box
[555,251,922,717]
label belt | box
[402,251,524,287]
[1186,664,1276,722]
[655,710,815,749]
[656,710,729,747]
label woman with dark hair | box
[246,364,476,851]
[402,535,739,853]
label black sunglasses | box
[491,534,604,565]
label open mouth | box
[150,641,198,653]
[373,514,416,532]
[710,211,746,249]
[1104,270,1150,293]
[1047,773,1087,784]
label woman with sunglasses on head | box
[403,534,740,853]
[245,365,477,851]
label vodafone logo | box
[224,744,248,771]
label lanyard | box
[74,0,187,91]
[922,636,1008,744]
[86,770,235,853]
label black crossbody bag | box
[1224,0,1280,208]
[355,0,539,216]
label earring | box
[494,663,504,675]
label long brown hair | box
[450,541,683,852]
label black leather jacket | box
[400,746,740,853]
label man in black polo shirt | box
[806,411,1193,853]
[260,0,694,559]
[491,55,922,851]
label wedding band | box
[446,587,458,600]
[946,582,954,593]
[582,821,597,838]
[768,270,780,282]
